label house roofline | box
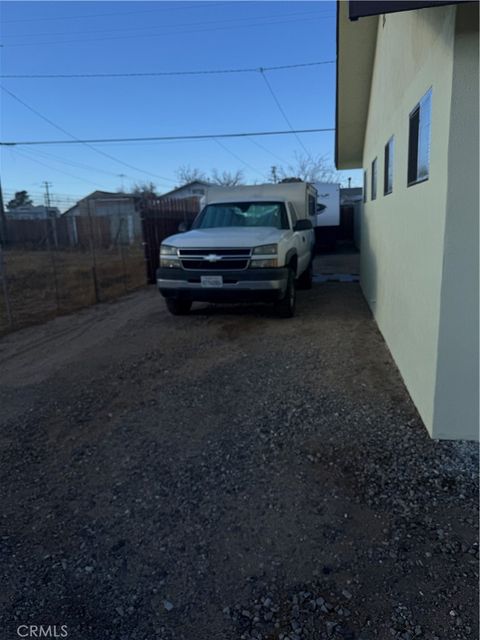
[159,181,212,199]
[335,0,378,170]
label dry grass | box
[0,246,147,334]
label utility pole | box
[44,181,58,247]
[348,177,352,189]
[118,174,126,192]
[43,181,53,211]
[271,166,278,184]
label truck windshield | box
[193,201,289,230]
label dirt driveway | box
[0,270,477,640]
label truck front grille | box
[181,259,248,270]
[178,248,251,271]
[178,248,250,257]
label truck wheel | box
[297,259,313,290]
[165,299,192,316]
[274,267,296,318]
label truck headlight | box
[160,244,179,268]
[250,258,278,268]
[250,243,278,267]
[252,244,277,255]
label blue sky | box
[1,1,361,210]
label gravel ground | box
[0,272,477,640]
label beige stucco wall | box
[360,6,458,434]
[433,3,479,440]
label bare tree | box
[131,181,159,198]
[277,153,340,183]
[175,165,208,186]
[210,169,245,187]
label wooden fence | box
[140,197,200,283]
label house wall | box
[360,6,457,434]
[63,197,141,244]
[433,3,479,439]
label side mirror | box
[178,222,189,232]
[294,219,313,231]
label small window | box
[363,170,367,203]
[408,88,432,186]
[192,188,205,195]
[371,158,377,200]
[384,136,394,195]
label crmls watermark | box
[17,625,68,638]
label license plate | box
[201,275,223,288]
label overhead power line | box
[1,9,333,39]
[0,60,335,80]
[259,70,313,159]
[0,129,335,147]
[2,14,335,48]
[246,137,289,166]
[212,139,265,179]
[12,148,104,188]
[2,2,229,24]
[0,86,177,185]
[18,146,138,180]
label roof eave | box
[335,1,378,170]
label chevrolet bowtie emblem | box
[206,254,221,262]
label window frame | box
[407,88,432,187]
[371,158,377,201]
[289,203,298,229]
[363,170,367,203]
[384,136,394,196]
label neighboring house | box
[336,0,478,440]
[63,191,140,244]
[159,181,212,200]
[6,205,60,220]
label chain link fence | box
[0,201,146,334]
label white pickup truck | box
[157,182,317,317]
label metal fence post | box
[87,200,100,303]
[44,215,60,314]
[0,244,13,328]
[119,216,128,293]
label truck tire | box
[274,267,296,318]
[165,299,192,316]
[297,258,313,290]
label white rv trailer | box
[313,182,341,227]
[313,182,341,250]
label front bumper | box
[157,267,288,302]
